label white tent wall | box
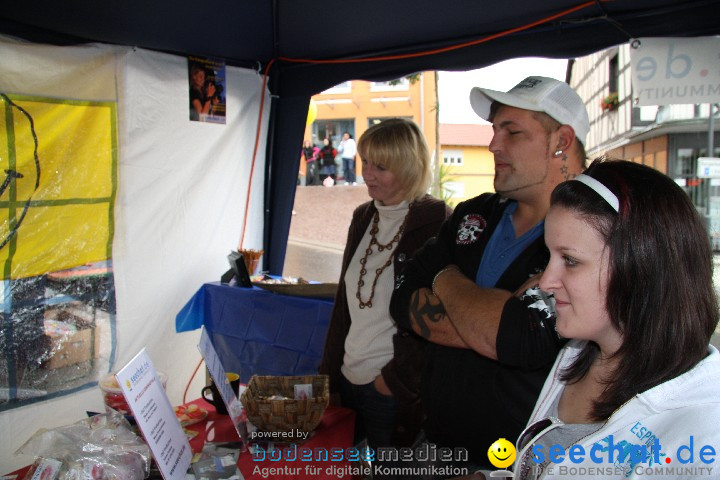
[0,37,267,470]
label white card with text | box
[116,348,192,480]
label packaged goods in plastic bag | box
[15,409,151,480]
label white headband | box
[573,174,619,212]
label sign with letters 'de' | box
[116,349,192,480]
[630,37,720,106]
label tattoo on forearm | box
[409,290,447,339]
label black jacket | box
[389,193,564,465]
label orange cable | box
[277,1,598,65]
[183,356,204,405]
[238,58,276,250]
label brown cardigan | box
[318,194,452,446]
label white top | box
[338,137,357,159]
[514,339,720,479]
[341,200,409,385]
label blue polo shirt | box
[475,201,544,288]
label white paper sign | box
[631,37,720,106]
[197,327,248,444]
[116,348,192,480]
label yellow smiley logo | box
[488,438,517,469]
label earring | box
[554,149,563,156]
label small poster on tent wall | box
[188,55,226,124]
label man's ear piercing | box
[554,150,563,156]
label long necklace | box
[356,207,410,309]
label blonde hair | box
[356,118,431,201]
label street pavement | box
[282,184,369,283]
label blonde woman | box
[319,118,452,450]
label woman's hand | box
[373,374,393,396]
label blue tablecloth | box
[176,282,334,383]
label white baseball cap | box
[470,76,590,146]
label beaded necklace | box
[356,206,410,309]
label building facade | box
[304,73,438,183]
[438,123,495,204]
[570,43,720,244]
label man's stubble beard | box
[494,136,552,197]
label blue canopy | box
[2,0,719,271]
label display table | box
[176,282,334,382]
[5,399,356,480]
[182,398,356,479]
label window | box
[675,148,696,177]
[675,147,708,211]
[443,150,464,166]
[0,95,116,411]
[608,53,619,95]
[370,78,409,91]
[322,81,352,94]
[313,119,354,148]
[632,105,658,127]
[367,117,412,128]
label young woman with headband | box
[510,158,720,479]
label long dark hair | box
[552,158,718,420]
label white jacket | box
[514,340,720,479]
[338,138,356,158]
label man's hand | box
[408,288,469,348]
[433,266,511,359]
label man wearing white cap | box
[390,76,589,475]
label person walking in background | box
[319,118,452,454]
[508,159,720,479]
[301,139,320,186]
[319,137,337,185]
[339,131,357,185]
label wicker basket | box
[241,374,329,440]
